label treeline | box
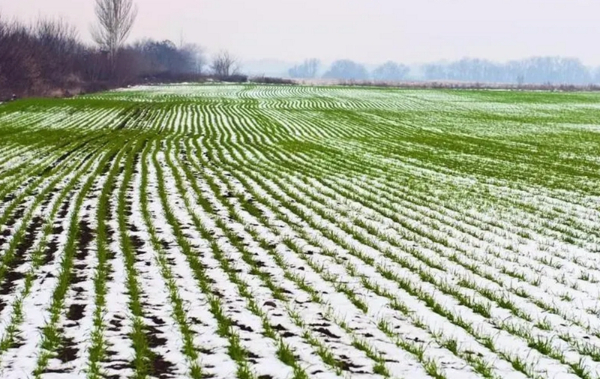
[290,58,600,84]
[3,0,600,100]
[422,57,599,84]
[0,16,208,99]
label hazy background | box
[2,0,600,66]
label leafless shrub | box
[211,74,248,83]
[0,17,40,98]
[35,18,83,86]
[210,50,240,77]
[249,76,296,85]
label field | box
[0,84,599,379]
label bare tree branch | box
[210,50,239,77]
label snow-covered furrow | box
[259,153,600,315]
[0,153,106,378]
[181,142,441,379]
[40,154,113,377]
[204,140,500,375]
[290,141,600,275]
[0,150,73,224]
[166,144,385,378]
[0,157,87,340]
[329,136,599,217]
[0,144,45,173]
[266,142,597,320]
[126,149,195,378]
[275,170,600,363]
[98,157,135,379]
[0,195,55,340]
[199,139,486,375]
[140,148,238,379]
[278,149,600,303]
[0,146,87,265]
[210,139,583,379]
[154,149,299,379]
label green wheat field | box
[0,84,599,379]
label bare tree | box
[0,17,41,97]
[36,18,79,49]
[35,18,81,85]
[91,0,138,76]
[210,50,239,77]
[372,61,409,81]
[323,60,369,80]
[289,58,320,79]
[304,58,320,78]
[182,43,206,75]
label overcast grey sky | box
[2,0,599,65]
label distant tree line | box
[290,57,600,85]
[422,57,596,85]
[0,16,85,98]
[3,0,600,99]
[0,0,245,99]
[288,59,412,81]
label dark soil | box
[144,325,167,348]
[232,320,254,332]
[66,303,85,321]
[149,353,177,379]
[5,207,25,227]
[56,335,78,363]
[55,151,73,166]
[76,220,94,260]
[149,316,165,326]
[0,270,25,297]
[70,220,94,285]
[58,200,70,219]
[108,316,123,332]
[106,225,115,244]
[314,327,340,339]
[141,324,177,379]
[337,354,364,371]
[0,216,44,298]
[100,153,118,176]
[130,235,145,250]
[43,240,59,265]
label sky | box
[1,0,600,66]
